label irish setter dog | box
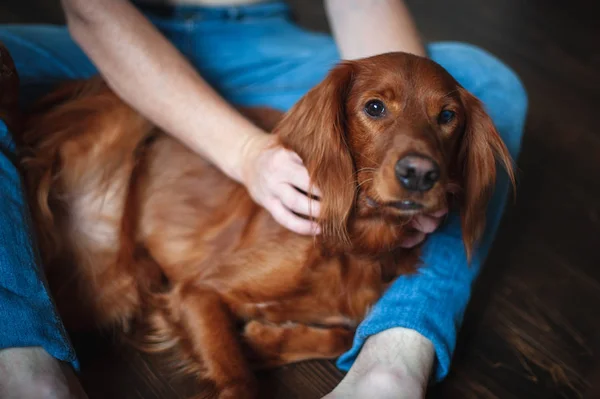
[18,52,514,398]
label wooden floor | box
[2,0,600,398]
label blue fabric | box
[0,122,78,368]
[0,1,527,380]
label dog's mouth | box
[387,200,424,211]
[366,197,424,214]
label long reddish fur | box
[18,52,514,398]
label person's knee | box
[454,43,526,107]
[469,44,528,161]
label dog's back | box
[19,79,164,329]
[19,75,377,329]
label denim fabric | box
[0,1,527,379]
[0,121,78,368]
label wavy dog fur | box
[19,52,514,398]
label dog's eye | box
[438,110,456,125]
[364,100,386,118]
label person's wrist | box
[232,130,270,184]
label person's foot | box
[323,365,425,399]
[0,41,20,131]
[322,328,433,399]
[0,347,88,399]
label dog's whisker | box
[356,167,377,173]
[442,89,460,99]
[357,178,374,188]
[356,152,379,166]
[355,167,377,177]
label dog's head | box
[277,52,514,258]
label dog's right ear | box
[276,63,356,247]
[457,88,515,260]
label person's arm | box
[325,0,425,59]
[61,0,320,234]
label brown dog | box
[19,52,514,398]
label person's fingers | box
[289,150,304,165]
[282,150,322,197]
[399,232,426,248]
[268,198,321,236]
[278,184,321,218]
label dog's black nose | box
[395,155,440,192]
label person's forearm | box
[61,0,264,182]
[325,0,425,60]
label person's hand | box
[400,207,448,248]
[240,133,322,235]
[323,366,425,399]
[239,132,448,239]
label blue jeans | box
[0,1,527,381]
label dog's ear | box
[276,62,356,247]
[457,88,515,260]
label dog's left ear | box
[457,88,515,260]
[275,62,356,247]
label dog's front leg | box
[242,320,354,369]
[176,284,257,399]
